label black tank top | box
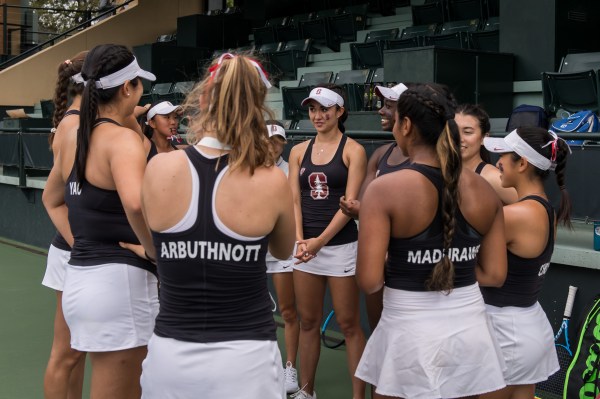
[299,135,357,246]
[147,140,158,161]
[481,196,555,308]
[65,118,155,274]
[376,142,408,177]
[63,109,80,118]
[475,161,487,175]
[385,164,482,291]
[50,110,81,251]
[151,147,275,343]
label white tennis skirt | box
[42,244,70,291]
[356,283,506,399]
[141,335,285,399]
[62,263,159,352]
[292,241,357,277]
[485,302,559,384]
[266,252,294,274]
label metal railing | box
[0,0,135,70]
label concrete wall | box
[0,0,204,106]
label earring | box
[126,93,130,97]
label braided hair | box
[396,83,460,293]
[49,51,87,147]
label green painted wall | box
[0,185,54,249]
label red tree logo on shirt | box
[309,172,329,199]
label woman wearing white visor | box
[143,100,184,155]
[480,127,572,399]
[288,84,367,399]
[43,44,159,398]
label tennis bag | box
[550,110,600,145]
[564,294,600,399]
[505,104,548,132]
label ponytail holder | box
[541,131,572,171]
[208,52,272,88]
[50,128,57,133]
[559,185,567,191]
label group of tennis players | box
[40,45,572,399]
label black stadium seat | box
[411,0,446,26]
[350,28,399,70]
[298,71,334,87]
[388,23,437,49]
[542,70,600,115]
[282,86,311,120]
[335,69,372,111]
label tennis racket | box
[321,310,346,349]
[536,285,578,398]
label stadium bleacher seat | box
[350,28,400,70]
[335,69,372,111]
[447,0,484,21]
[371,67,385,85]
[298,71,334,87]
[282,86,311,120]
[269,39,313,82]
[299,8,341,51]
[276,13,313,42]
[467,16,499,51]
[542,70,600,115]
[559,52,600,74]
[150,83,173,103]
[252,16,289,46]
[294,119,316,131]
[387,23,438,49]
[328,4,369,46]
[411,0,446,26]
[424,19,479,49]
[258,41,283,55]
[345,111,381,131]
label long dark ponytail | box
[75,44,138,183]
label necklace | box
[198,136,232,150]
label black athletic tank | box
[475,161,487,175]
[299,135,357,246]
[151,147,275,343]
[65,118,155,274]
[147,140,158,161]
[50,109,81,251]
[385,164,482,291]
[481,196,555,308]
[376,142,408,177]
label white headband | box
[484,129,555,171]
[72,57,156,89]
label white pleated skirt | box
[42,244,70,291]
[356,283,506,399]
[485,302,559,384]
[266,252,294,274]
[62,263,159,352]
[141,334,285,399]
[293,241,357,277]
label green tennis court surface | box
[0,240,352,398]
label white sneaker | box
[290,387,316,399]
[283,361,299,394]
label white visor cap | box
[375,83,408,101]
[301,87,344,108]
[146,101,180,122]
[483,129,553,171]
[267,124,286,140]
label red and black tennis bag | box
[564,295,600,398]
